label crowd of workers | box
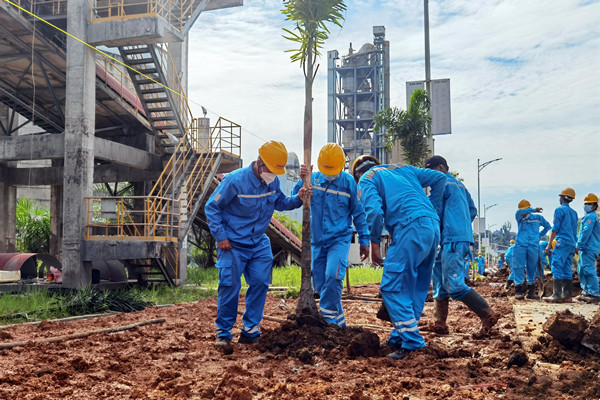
[204,140,600,361]
[501,190,600,304]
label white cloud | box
[186,0,600,229]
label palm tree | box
[374,89,432,166]
[282,0,346,316]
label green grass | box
[0,264,382,325]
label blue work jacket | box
[292,171,369,247]
[505,245,515,266]
[515,208,551,246]
[438,172,477,244]
[358,163,445,243]
[204,163,302,247]
[551,203,578,246]
[576,211,600,251]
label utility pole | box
[424,0,434,154]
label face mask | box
[324,173,340,182]
[584,205,594,213]
[260,172,276,184]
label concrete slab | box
[513,302,599,347]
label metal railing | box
[84,117,240,242]
[90,0,199,32]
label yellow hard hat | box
[351,155,381,183]
[510,239,515,244]
[258,141,287,175]
[518,199,531,210]
[584,193,599,204]
[318,143,345,175]
[560,187,576,199]
[478,252,482,255]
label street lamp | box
[477,158,502,252]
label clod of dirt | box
[347,331,380,358]
[582,308,600,353]
[221,344,234,355]
[298,348,314,364]
[507,349,528,368]
[542,309,588,348]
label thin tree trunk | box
[295,39,319,316]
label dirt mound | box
[582,308,600,353]
[542,309,588,347]
[258,313,381,363]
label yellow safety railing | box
[84,116,240,241]
[90,0,199,32]
[3,0,67,18]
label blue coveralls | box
[359,163,445,351]
[576,210,600,297]
[550,203,578,280]
[476,255,486,276]
[432,172,477,301]
[205,164,302,340]
[506,245,515,282]
[498,257,504,270]
[292,171,369,326]
[539,241,550,269]
[513,208,551,286]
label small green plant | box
[16,198,50,253]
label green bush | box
[16,198,50,253]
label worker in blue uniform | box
[353,155,445,361]
[544,188,579,303]
[505,240,515,288]
[292,143,370,326]
[539,241,550,270]
[425,156,498,335]
[513,199,552,300]
[575,193,600,302]
[498,254,505,270]
[476,253,486,276]
[205,141,309,346]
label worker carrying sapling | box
[292,143,370,327]
[205,141,310,347]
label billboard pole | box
[424,0,433,154]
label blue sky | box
[187,0,600,231]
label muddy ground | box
[0,279,599,399]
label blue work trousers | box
[477,260,485,276]
[382,217,440,351]
[215,236,272,340]
[578,249,600,297]
[551,241,575,280]
[312,241,350,327]
[513,244,540,286]
[433,242,472,301]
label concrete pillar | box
[169,36,189,94]
[0,163,17,253]
[61,0,95,288]
[50,160,63,259]
[0,104,16,253]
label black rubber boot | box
[526,283,540,300]
[562,279,573,303]
[514,285,525,300]
[433,299,449,334]
[543,279,564,303]
[461,290,498,332]
[505,279,514,290]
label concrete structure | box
[327,26,392,165]
[0,0,243,288]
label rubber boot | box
[505,279,514,290]
[433,299,449,334]
[562,279,573,303]
[514,285,525,300]
[461,290,499,333]
[526,283,540,300]
[376,302,391,322]
[543,279,564,303]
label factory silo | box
[327,26,390,167]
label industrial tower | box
[0,0,245,289]
[327,26,390,166]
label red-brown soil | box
[0,280,598,399]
